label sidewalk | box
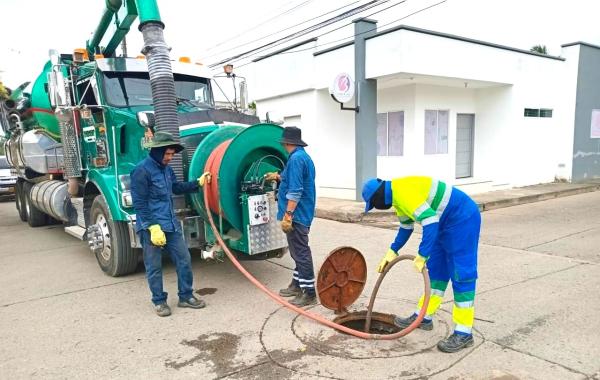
[316,180,600,224]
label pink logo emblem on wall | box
[329,73,355,104]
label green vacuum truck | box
[0,0,289,276]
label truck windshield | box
[102,72,214,108]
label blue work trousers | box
[139,229,194,305]
[286,222,316,296]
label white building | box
[242,22,600,200]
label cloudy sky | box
[1,0,599,88]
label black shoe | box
[178,296,206,309]
[437,333,474,353]
[155,303,171,317]
[289,292,317,307]
[393,314,433,331]
[279,283,301,297]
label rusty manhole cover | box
[317,246,367,313]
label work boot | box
[155,303,172,317]
[279,282,301,297]
[437,333,474,353]
[178,296,206,309]
[289,291,317,307]
[393,314,433,331]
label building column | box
[354,18,378,201]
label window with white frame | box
[424,110,449,154]
[377,111,404,156]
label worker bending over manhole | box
[362,176,481,353]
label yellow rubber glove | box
[148,224,167,247]
[198,172,211,187]
[281,213,293,233]
[376,248,398,273]
[413,254,427,273]
[264,172,280,182]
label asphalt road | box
[0,192,599,379]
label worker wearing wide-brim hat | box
[362,176,481,353]
[131,131,207,317]
[264,126,317,307]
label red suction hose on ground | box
[202,179,430,340]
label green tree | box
[530,45,548,54]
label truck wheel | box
[15,180,28,222]
[90,195,138,276]
[23,182,47,227]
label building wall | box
[252,27,587,199]
[572,44,600,181]
[256,89,357,200]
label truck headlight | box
[121,191,133,208]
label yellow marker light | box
[179,56,191,63]
[136,55,146,59]
[73,48,89,62]
[94,54,105,60]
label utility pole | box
[353,18,378,201]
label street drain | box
[333,311,400,335]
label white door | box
[456,114,475,178]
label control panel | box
[248,194,270,226]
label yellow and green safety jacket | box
[389,176,453,257]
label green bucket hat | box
[143,131,185,153]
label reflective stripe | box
[455,300,474,308]
[454,324,473,334]
[427,179,439,204]
[299,283,315,288]
[421,215,439,226]
[452,305,475,327]
[298,278,315,283]
[400,223,414,230]
[436,185,452,216]
[414,203,430,219]
[399,216,412,223]
[432,289,445,297]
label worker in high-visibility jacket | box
[362,176,481,353]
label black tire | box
[23,181,47,227]
[90,194,138,276]
[15,180,28,222]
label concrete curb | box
[477,183,600,211]
[316,182,600,224]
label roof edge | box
[366,24,565,61]
[561,41,600,50]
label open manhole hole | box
[333,310,400,335]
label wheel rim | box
[95,214,112,261]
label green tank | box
[30,60,61,138]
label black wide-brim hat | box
[279,126,307,147]
[143,131,185,153]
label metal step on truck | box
[0,0,289,276]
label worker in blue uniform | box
[362,176,481,353]
[131,132,206,317]
[265,126,317,307]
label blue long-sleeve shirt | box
[130,156,199,233]
[277,146,316,227]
